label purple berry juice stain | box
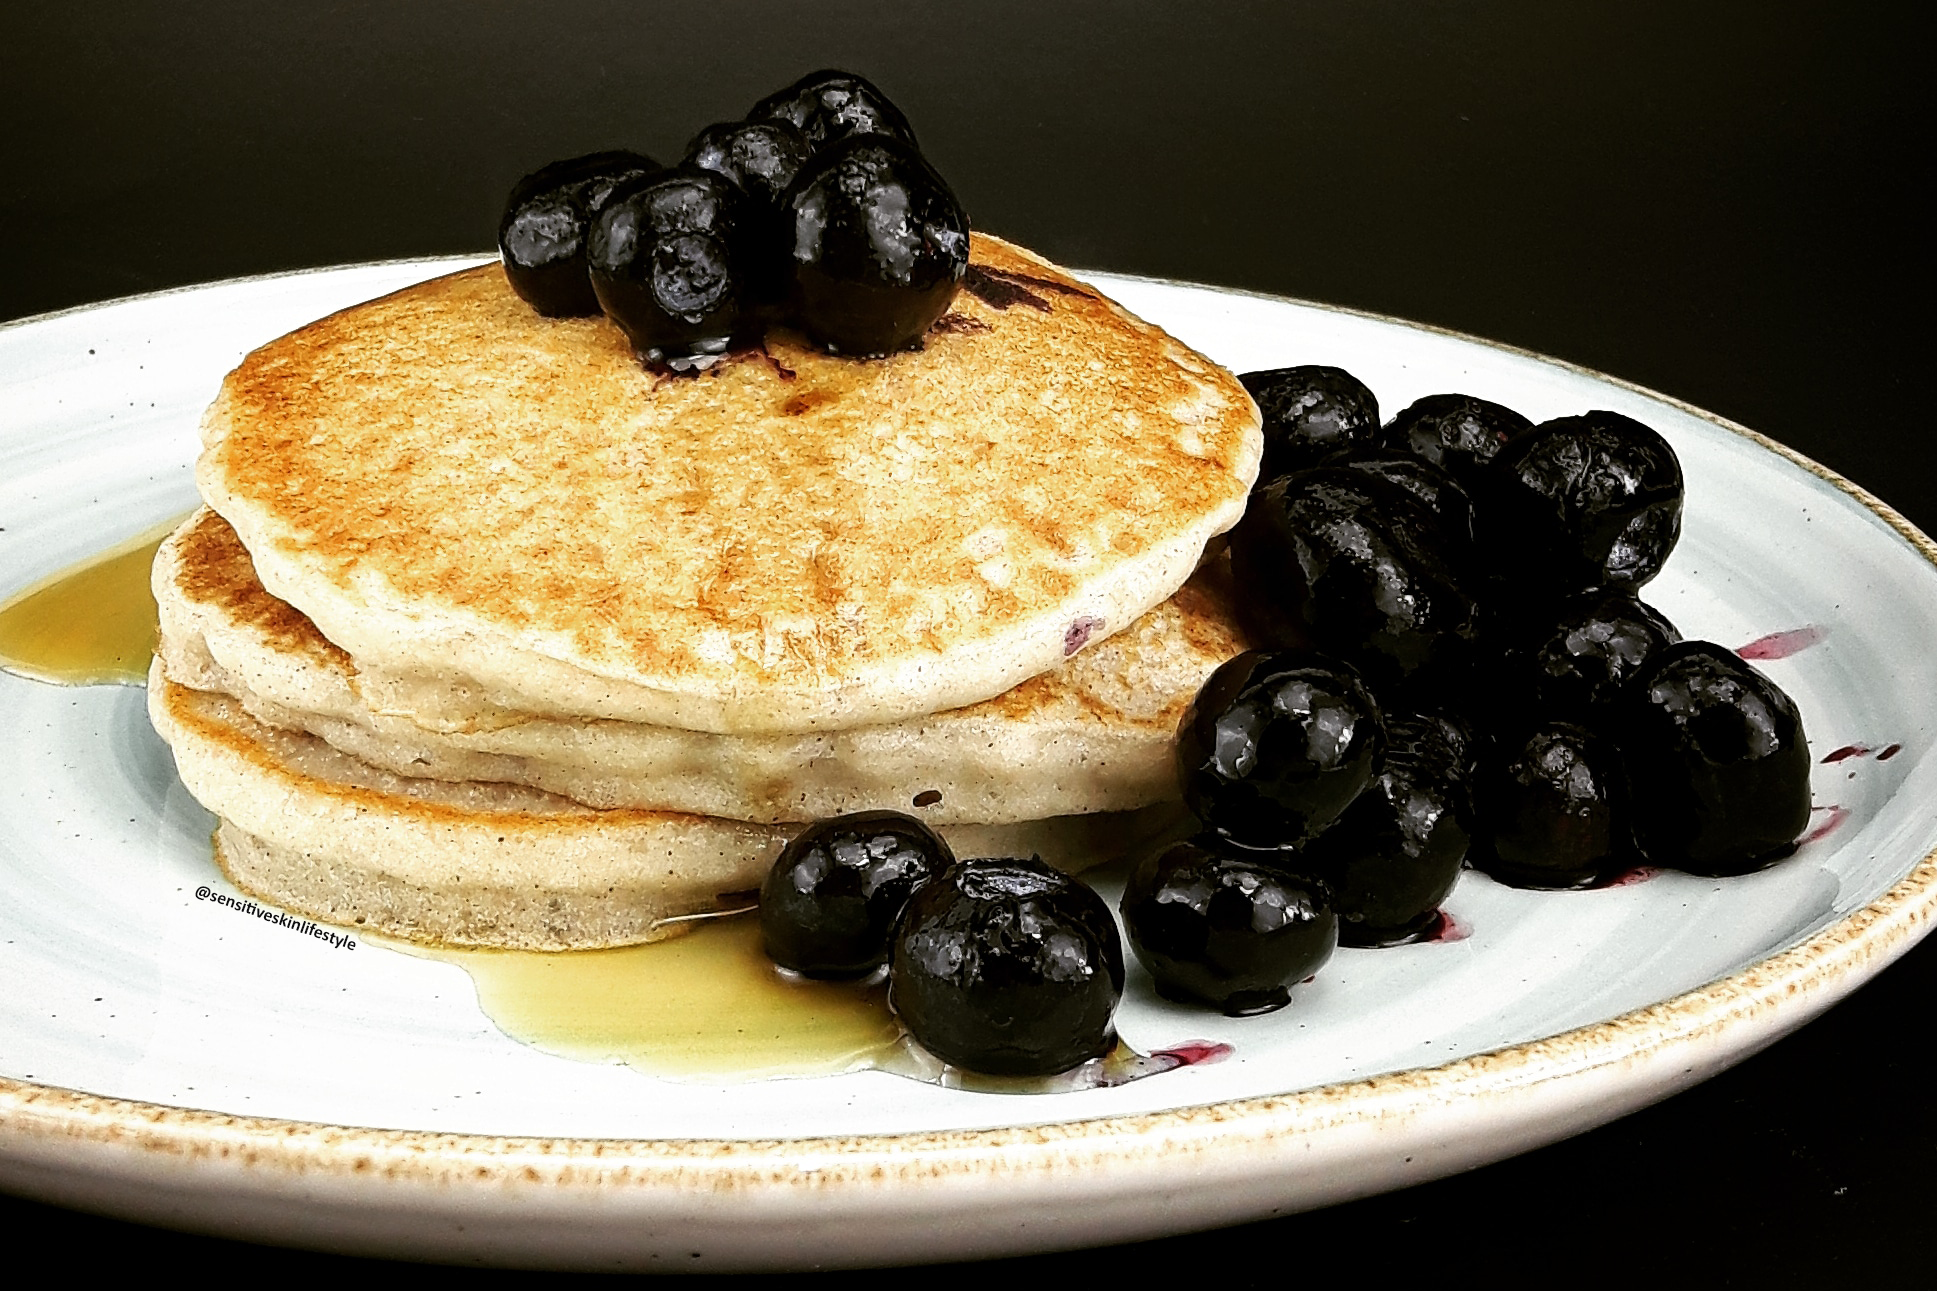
[1063,615,1104,656]
[960,265,1092,313]
[1821,742,1900,764]
[1801,805,1850,846]
[1149,1041,1234,1068]
[1031,1039,1234,1091]
[1736,625,1826,660]
[1590,866,1664,889]
[1421,909,1470,943]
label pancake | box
[149,668,1185,951]
[156,508,1252,825]
[196,233,1261,736]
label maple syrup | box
[10,528,1219,1090]
[0,518,179,685]
[408,915,905,1080]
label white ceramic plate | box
[2,260,1934,1271]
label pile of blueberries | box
[1146,369,1812,1014]
[498,70,969,365]
[758,370,1815,1077]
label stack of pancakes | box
[149,235,1263,950]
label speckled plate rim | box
[2,263,1935,1270]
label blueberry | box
[1176,649,1385,849]
[1229,467,1482,697]
[1502,589,1682,725]
[683,119,813,304]
[1305,714,1475,946]
[587,168,746,365]
[760,811,952,978]
[686,119,813,210]
[750,69,917,150]
[1323,447,1479,570]
[1239,366,1381,483]
[498,150,663,317]
[1120,836,1336,1015]
[1472,721,1633,889]
[1482,410,1683,595]
[786,134,969,356]
[1378,393,1533,492]
[1619,641,1812,875]
[889,857,1123,1076]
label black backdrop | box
[3,2,1931,1281]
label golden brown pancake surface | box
[196,235,1262,734]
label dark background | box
[2,2,1930,1281]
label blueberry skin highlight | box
[889,858,1123,1077]
[1228,468,1482,697]
[1305,714,1475,946]
[1482,410,1684,595]
[1499,588,1682,727]
[1175,649,1386,849]
[1324,447,1479,571]
[1378,392,1533,493]
[683,119,814,305]
[587,168,746,363]
[1473,721,1633,890]
[1121,837,1337,1016]
[1239,366,1381,483]
[750,68,918,150]
[499,150,663,317]
[1620,641,1812,875]
[786,135,969,356]
[760,811,953,978]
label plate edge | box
[2,259,1935,1194]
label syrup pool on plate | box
[7,530,1229,1089]
[400,915,907,1080]
[0,517,180,684]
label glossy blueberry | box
[686,119,813,209]
[1472,721,1632,890]
[750,69,917,149]
[1120,837,1336,1015]
[1239,366,1381,483]
[1482,410,1683,594]
[683,119,813,304]
[1619,641,1812,875]
[889,857,1123,1076]
[1305,714,1475,945]
[1228,467,1482,696]
[1378,393,1533,492]
[786,135,969,356]
[1176,649,1385,849]
[498,150,663,317]
[760,811,953,978]
[1502,589,1682,725]
[587,168,746,365]
[1324,447,1479,569]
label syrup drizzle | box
[1736,625,1827,661]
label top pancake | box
[197,234,1261,734]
